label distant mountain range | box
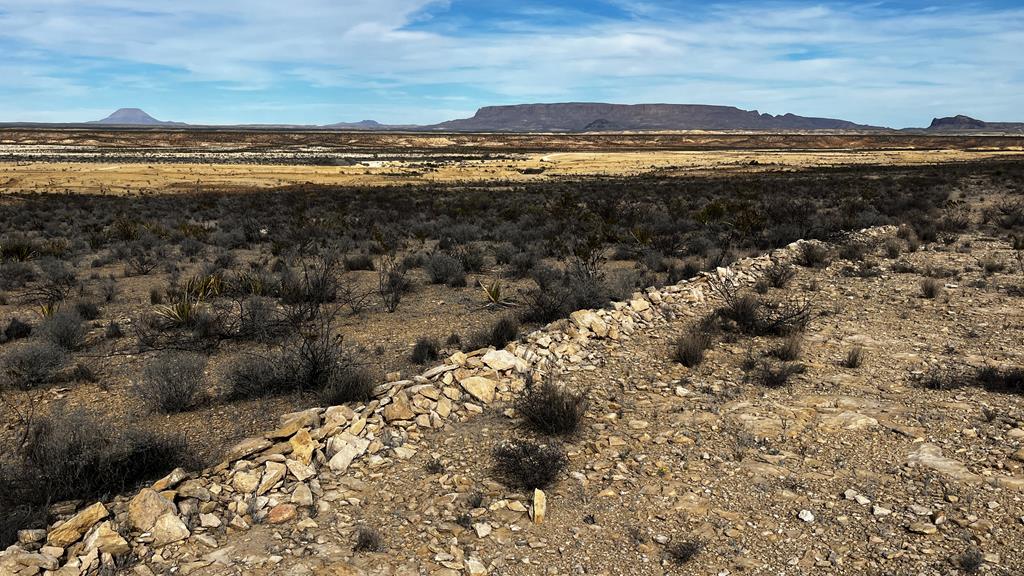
[3,105,1022,133]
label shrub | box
[520,266,608,324]
[493,440,567,491]
[353,526,384,552]
[4,318,32,341]
[516,377,588,436]
[319,367,376,405]
[842,346,865,368]
[508,251,540,279]
[136,353,207,413]
[74,301,101,321]
[712,284,812,337]
[39,309,85,350]
[411,337,440,365]
[764,261,796,288]
[974,366,1024,394]
[227,321,372,403]
[747,359,805,388]
[674,329,713,368]
[455,244,486,273]
[425,252,466,287]
[771,333,802,361]
[667,540,703,565]
[883,238,902,259]
[468,316,519,350]
[1,340,67,389]
[238,296,285,342]
[344,253,375,271]
[920,278,941,299]
[21,407,192,508]
[838,240,869,262]
[668,260,701,284]
[225,354,285,399]
[378,257,408,313]
[0,502,46,550]
[957,547,984,573]
[796,243,831,268]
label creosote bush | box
[226,320,373,403]
[39,309,85,350]
[425,252,466,287]
[771,333,803,361]
[1,340,67,389]
[843,346,865,368]
[136,352,207,413]
[667,540,703,565]
[920,278,941,299]
[796,243,831,268]
[493,440,567,491]
[411,337,440,365]
[0,408,194,547]
[747,359,806,388]
[468,316,519,351]
[353,526,384,552]
[516,376,588,436]
[674,328,714,368]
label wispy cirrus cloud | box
[0,1,1021,126]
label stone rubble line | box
[1,226,899,576]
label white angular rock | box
[151,512,190,547]
[481,350,524,372]
[328,433,372,473]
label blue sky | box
[0,1,1022,126]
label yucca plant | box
[480,278,515,308]
[1,239,38,262]
[153,299,200,328]
[232,270,266,296]
[181,273,224,301]
[37,302,60,319]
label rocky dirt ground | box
[4,226,1024,576]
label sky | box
[0,1,1022,127]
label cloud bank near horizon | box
[0,1,1022,126]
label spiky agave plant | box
[153,298,200,328]
[479,278,515,308]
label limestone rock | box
[569,310,608,337]
[383,393,415,422]
[225,437,272,462]
[906,443,983,483]
[532,489,546,524]
[292,483,314,506]
[48,502,109,547]
[289,428,317,465]
[257,461,287,495]
[481,349,523,372]
[233,470,261,494]
[151,512,190,547]
[82,521,130,556]
[459,376,497,404]
[328,433,372,473]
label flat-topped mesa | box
[432,103,881,132]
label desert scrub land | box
[1,158,1023,574]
